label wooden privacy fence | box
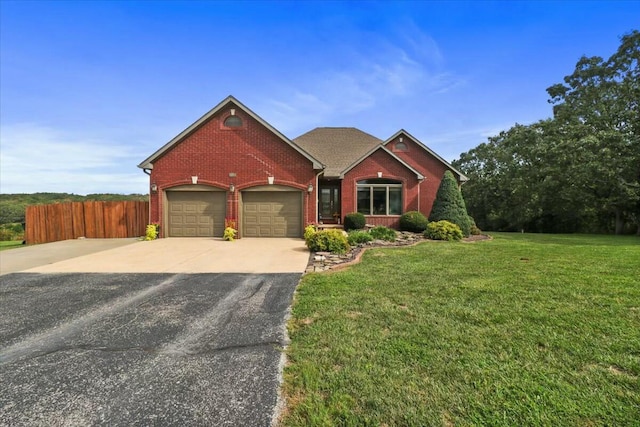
[25,201,149,244]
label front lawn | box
[281,233,640,426]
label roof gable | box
[138,95,323,169]
[340,145,424,180]
[383,129,468,181]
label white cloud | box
[0,123,148,194]
[257,27,464,135]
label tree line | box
[453,31,639,234]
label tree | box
[429,171,472,236]
[547,30,640,234]
[455,31,640,234]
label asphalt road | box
[0,272,301,426]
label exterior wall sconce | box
[377,172,383,178]
[191,176,198,184]
[229,183,235,193]
[151,183,158,192]
[307,183,313,193]
[268,176,275,185]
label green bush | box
[0,223,23,241]
[399,211,429,232]
[223,227,237,241]
[348,230,373,245]
[144,224,158,241]
[304,224,318,244]
[306,229,350,254]
[424,220,463,241]
[469,218,482,235]
[369,226,396,241]
[344,212,366,231]
[429,171,472,236]
[0,228,14,241]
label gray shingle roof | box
[293,127,382,177]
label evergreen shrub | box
[429,171,472,236]
[399,211,429,232]
[344,212,366,231]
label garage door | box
[167,191,226,237]
[242,191,302,237]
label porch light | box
[229,183,235,193]
[150,183,158,192]
[307,183,313,193]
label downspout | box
[314,170,323,224]
[143,168,152,225]
[418,177,424,213]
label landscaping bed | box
[306,231,490,272]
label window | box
[395,141,408,151]
[356,179,402,215]
[224,115,243,127]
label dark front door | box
[319,185,340,223]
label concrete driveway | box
[0,238,310,426]
[0,237,309,275]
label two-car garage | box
[165,186,302,238]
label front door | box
[319,185,340,223]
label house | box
[138,95,467,238]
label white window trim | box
[356,182,402,216]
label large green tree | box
[547,30,639,234]
[454,31,640,234]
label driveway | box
[1,237,310,275]
[0,238,309,426]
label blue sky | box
[1,1,638,195]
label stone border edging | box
[305,234,492,274]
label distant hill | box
[0,193,148,224]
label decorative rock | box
[306,231,435,273]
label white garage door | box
[167,191,226,237]
[242,191,302,237]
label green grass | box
[282,233,640,426]
[0,240,23,251]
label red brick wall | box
[341,148,421,228]
[148,102,317,234]
[387,135,455,216]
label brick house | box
[138,96,467,238]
